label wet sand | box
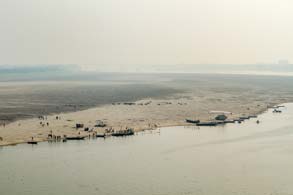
[0,81,179,123]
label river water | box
[0,104,293,195]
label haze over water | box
[1,0,293,194]
[1,104,292,195]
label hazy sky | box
[1,0,293,70]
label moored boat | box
[185,119,200,124]
[66,136,86,140]
[27,137,38,144]
[27,141,38,144]
[96,133,106,138]
[112,128,135,137]
[196,122,218,126]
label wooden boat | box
[112,129,135,137]
[185,119,200,124]
[27,137,38,144]
[27,141,38,144]
[224,120,235,124]
[216,121,225,125]
[66,136,86,140]
[239,116,250,120]
[196,122,218,126]
[96,134,106,138]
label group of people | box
[38,115,47,120]
[38,115,62,127]
[40,121,50,127]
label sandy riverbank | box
[2,73,293,147]
[0,93,282,146]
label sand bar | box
[0,93,282,146]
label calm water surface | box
[1,104,293,195]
